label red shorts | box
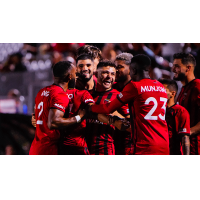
[29,138,58,155]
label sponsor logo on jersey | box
[54,103,65,110]
[119,93,123,98]
[141,86,166,93]
[41,91,50,97]
[85,99,95,103]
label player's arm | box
[190,87,200,136]
[91,82,137,114]
[182,135,190,155]
[190,122,200,136]
[31,113,36,128]
[177,108,190,155]
[47,108,86,130]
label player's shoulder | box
[111,88,120,94]
[173,104,189,115]
[193,79,200,89]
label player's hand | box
[78,109,86,118]
[31,113,36,128]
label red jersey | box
[29,84,69,155]
[87,88,129,155]
[177,79,200,155]
[91,79,169,155]
[59,89,95,155]
[166,104,190,155]
[113,81,134,155]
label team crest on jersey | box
[54,103,65,110]
[67,94,73,99]
[104,99,111,103]
[41,91,50,97]
[119,93,123,98]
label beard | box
[68,78,76,89]
[78,73,93,83]
[173,72,186,81]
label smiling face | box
[97,66,116,90]
[115,60,130,82]
[172,59,187,81]
[76,59,94,82]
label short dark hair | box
[76,54,94,64]
[115,53,133,65]
[130,54,151,71]
[76,45,102,60]
[97,59,116,69]
[159,78,178,94]
[173,53,196,68]
[53,61,73,78]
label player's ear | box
[186,65,191,72]
[63,74,70,82]
[171,91,176,98]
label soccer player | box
[75,54,97,95]
[173,53,200,155]
[59,88,95,155]
[76,44,102,72]
[113,53,134,155]
[90,54,169,155]
[86,60,129,155]
[159,79,190,155]
[29,61,85,155]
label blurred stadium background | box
[0,43,200,155]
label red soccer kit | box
[113,81,134,155]
[29,84,69,155]
[91,79,169,155]
[59,89,95,155]
[166,104,190,155]
[87,88,129,155]
[177,79,200,155]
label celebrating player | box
[86,60,130,155]
[29,61,85,155]
[90,54,169,155]
[159,79,190,155]
[113,53,134,155]
[173,53,200,155]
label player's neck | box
[58,82,69,92]
[120,76,131,88]
[181,73,195,86]
[96,83,111,92]
[85,77,94,90]
[167,98,175,108]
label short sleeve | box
[50,92,69,112]
[117,81,138,104]
[82,90,95,104]
[117,103,129,117]
[176,108,190,135]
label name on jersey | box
[141,86,166,93]
[41,91,50,97]
[54,103,65,110]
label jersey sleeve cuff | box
[117,95,125,104]
[50,107,65,113]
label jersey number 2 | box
[144,97,167,120]
[36,101,43,125]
